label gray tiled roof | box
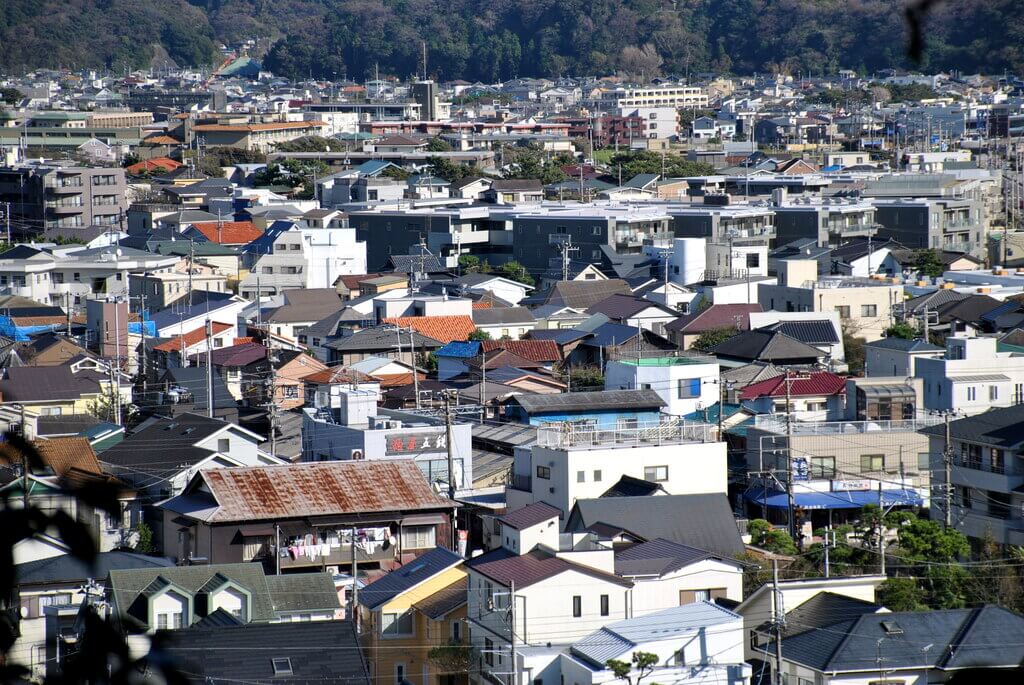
[566,494,744,558]
[920,404,1024,449]
[508,388,665,414]
[16,551,174,587]
[163,620,369,684]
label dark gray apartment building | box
[872,198,984,253]
[0,164,128,236]
[773,199,879,247]
[510,206,673,274]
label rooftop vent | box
[881,620,904,636]
[271,658,293,676]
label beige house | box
[758,258,901,340]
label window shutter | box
[679,590,696,605]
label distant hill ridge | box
[1,0,1022,79]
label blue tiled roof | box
[357,547,463,610]
[436,341,481,358]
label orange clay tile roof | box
[382,315,476,344]
[153,322,231,352]
[34,437,103,476]
[374,372,423,388]
[191,121,326,133]
[189,221,263,245]
[141,135,183,146]
[301,367,374,385]
[481,339,560,362]
[126,157,183,174]
[233,337,255,345]
[472,301,493,309]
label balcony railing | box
[536,418,714,449]
[753,415,943,436]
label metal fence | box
[536,418,715,448]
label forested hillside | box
[2,0,1023,79]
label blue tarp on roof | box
[0,316,60,342]
[436,341,480,358]
[745,487,923,510]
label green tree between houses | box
[883,321,918,340]
[468,329,492,341]
[912,249,946,278]
[498,261,534,286]
[691,326,738,353]
[606,651,659,685]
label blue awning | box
[744,487,923,510]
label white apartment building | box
[915,336,1024,414]
[505,421,726,517]
[0,244,178,306]
[239,224,366,298]
[617,106,679,140]
[604,355,720,417]
[599,85,709,110]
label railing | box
[536,418,714,448]
[752,415,943,436]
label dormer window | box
[154,589,187,630]
[272,658,293,676]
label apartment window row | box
[571,594,610,618]
[576,470,602,483]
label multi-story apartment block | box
[872,197,986,255]
[773,199,880,247]
[511,205,673,274]
[0,164,128,235]
[924,404,1024,546]
[915,336,1024,415]
[745,413,940,532]
[505,420,725,517]
[598,85,709,110]
[239,222,366,298]
[758,258,900,340]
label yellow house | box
[0,363,132,435]
[360,547,468,685]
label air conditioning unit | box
[549,487,556,494]
[350,449,364,461]
[326,565,340,575]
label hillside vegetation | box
[2,0,1023,79]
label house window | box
[810,456,836,479]
[272,658,293,676]
[990,385,999,401]
[283,386,299,398]
[835,305,850,319]
[644,465,669,482]
[395,664,405,685]
[860,454,884,472]
[536,466,551,479]
[967,386,977,401]
[484,638,494,666]
[861,304,877,317]
[401,525,436,549]
[262,267,273,274]
[451,620,462,642]
[218,438,230,453]
[572,596,582,618]
[600,595,609,616]
[593,470,602,482]
[678,378,700,399]
[576,471,585,483]
[917,453,930,472]
[381,611,414,637]
[156,611,183,630]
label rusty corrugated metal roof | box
[200,460,453,522]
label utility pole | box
[265,344,279,457]
[350,525,359,632]
[443,389,457,549]
[112,296,122,426]
[823,528,832,578]
[509,580,518,685]
[943,412,953,528]
[784,370,797,541]
[772,559,785,685]
[408,326,420,409]
[205,318,214,418]
[187,238,195,301]
[137,291,148,390]
[559,237,578,282]
[878,480,886,575]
